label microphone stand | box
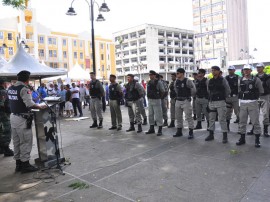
[34,90,64,175]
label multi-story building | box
[113,24,195,81]
[0,1,115,80]
[193,0,249,71]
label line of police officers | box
[91,64,269,148]
[1,63,269,174]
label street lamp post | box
[66,0,110,74]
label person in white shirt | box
[71,83,83,117]
[47,83,57,97]
[79,84,87,109]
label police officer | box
[225,65,240,131]
[158,75,169,126]
[251,63,270,137]
[168,73,177,128]
[8,71,46,173]
[134,76,147,125]
[192,72,198,120]
[146,70,165,136]
[194,69,209,130]
[0,77,14,157]
[108,74,123,131]
[89,72,105,129]
[205,66,231,143]
[173,68,196,139]
[237,64,264,147]
[125,74,145,133]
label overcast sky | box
[0,0,269,59]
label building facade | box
[193,0,249,70]
[113,24,195,81]
[0,3,116,80]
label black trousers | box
[72,98,83,116]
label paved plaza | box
[0,106,270,202]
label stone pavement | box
[0,106,270,202]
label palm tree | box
[2,0,25,9]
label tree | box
[2,0,25,9]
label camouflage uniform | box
[0,78,13,156]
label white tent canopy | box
[0,45,66,79]
[0,56,7,68]
[68,62,90,80]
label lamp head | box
[96,14,105,21]
[99,2,110,12]
[66,7,77,16]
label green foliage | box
[2,0,26,9]
[68,182,90,190]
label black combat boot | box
[255,134,261,148]
[173,128,183,137]
[194,121,202,130]
[188,129,194,139]
[117,125,122,131]
[163,119,168,127]
[263,125,269,137]
[205,130,214,141]
[236,134,246,146]
[126,122,135,132]
[3,146,14,157]
[21,161,39,173]
[157,126,163,136]
[226,120,230,132]
[90,120,98,128]
[109,126,117,130]
[234,119,239,123]
[142,118,148,125]
[0,146,3,154]
[193,114,197,120]
[137,124,142,133]
[168,120,175,128]
[222,132,228,144]
[146,125,155,134]
[247,126,254,135]
[97,119,103,129]
[15,160,22,172]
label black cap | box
[171,73,176,76]
[127,74,134,77]
[211,66,220,71]
[149,70,156,75]
[159,75,163,79]
[192,72,198,75]
[90,72,96,75]
[17,70,30,82]
[66,84,71,89]
[156,74,160,79]
[176,68,185,73]
[110,74,116,78]
[198,69,206,74]
[0,77,7,84]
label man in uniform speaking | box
[8,71,47,173]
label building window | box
[73,40,77,47]
[108,54,110,60]
[0,32,3,39]
[49,50,53,57]
[48,37,57,45]
[8,33,12,40]
[64,63,67,69]
[0,47,4,54]
[39,36,44,44]
[63,51,67,58]
[8,47,13,55]
[53,63,58,68]
[101,65,104,71]
[80,52,83,59]
[63,39,67,46]
[38,49,44,57]
[49,63,53,67]
[79,40,83,47]
[100,43,104,49]
[101,54,104,60]
[74,52,77,59]
[53,50,57,57]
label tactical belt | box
[196,96,208,99]
[12,113,31,119]
[176,97,190,101]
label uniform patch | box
[27,90,31,94]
